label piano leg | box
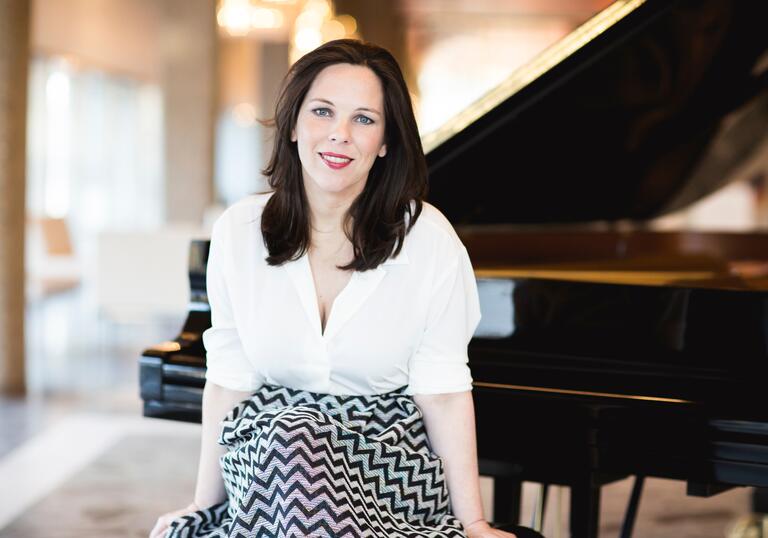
[493,476,522,526]
[753,487,768,512]
[531,484,549,531]
[620,475,645,538]
[570,477,601,538]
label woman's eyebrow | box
[356,106,382,116]
[308,98,381,116]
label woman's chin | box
[307,177,366,198]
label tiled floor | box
[0,283,759,537]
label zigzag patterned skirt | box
[167,383,467,538]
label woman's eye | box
[356,115,374,125]
[312,108,331,117]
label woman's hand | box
[149,501,199,538]
[465,519,517,538]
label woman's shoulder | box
[403,200,468,268]
[410,200,463,248]
[215,191,275,230]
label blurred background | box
[4,0,620,410]
[0,0,765,536]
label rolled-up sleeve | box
[407,245,481,394]
[202,216,264,392]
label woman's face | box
[291,63,387,201]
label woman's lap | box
[167,383,466,537]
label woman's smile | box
[319,151,354,169]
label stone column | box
[259,42,290,169]
[0,0,31,395]
[161,0,218,224]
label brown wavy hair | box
[260,39,427,271]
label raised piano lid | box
[424,0,768,225]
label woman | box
[150,39,533,538]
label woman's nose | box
[328,121,350,143]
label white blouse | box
[202,192,481,396]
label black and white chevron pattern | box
[167,384,466,538]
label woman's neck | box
[306,191,355,261]
[310,202,347,234]
[305,184,361,235]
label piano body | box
[140,0,768,535]
[140,239,210,422]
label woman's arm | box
[149,381,253,537]
[193,380,254,507]
[414,391,516,537]
[414,391,485,528]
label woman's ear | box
[378,144,387,158]
[290,129,297,142]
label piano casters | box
[727,516,768,538]
[727,489,768,538]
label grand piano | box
[140,0,768,535]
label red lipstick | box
[319,152,353,170]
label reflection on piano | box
[140,0,768,535]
